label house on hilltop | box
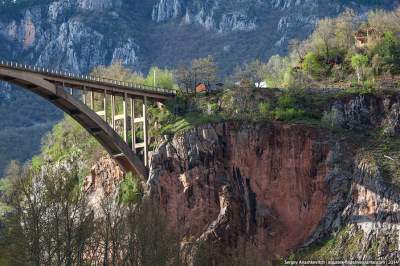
[355,26,380,48]
[195,83,208,93]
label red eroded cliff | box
[83,94,400,263]
[148,122,334,261]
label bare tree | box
[174,64,193,93]
[0,160,182,266]
[311,18,336,62]
[231,60,267,86]
[124,199,181,266]
[191,55,218,90]
[335,9,358,52]
[0,159,93,266]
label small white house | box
[255,81,267,88]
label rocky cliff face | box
[340,154,400,260]
[84,157,124,218]
[324,94,400,136]
[0,0,139,73]
[152,0,257,32]
[82,93,400,263]
[147,122,347,262]
[150,0,399,40]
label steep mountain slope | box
[0,0,399,174]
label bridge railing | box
[0,60,176,96]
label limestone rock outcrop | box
[84,156,124,217]
[324,94,400,136]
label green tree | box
[374,31,400,74]
[145,67,175,90]
[311,18,336,61]
[351,54,369,83]
[303,52,323,78]
[334,9,358,52]
[118,172,143,204]
[283,67,307,89]
[264,55,290,88]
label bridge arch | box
[0,64,174,178]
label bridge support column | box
[130,98,136,153]
[103,90,107,123]
[83,86,87,105]
[123,93,128,142]
[143,96,148,167]
[111,94,116,130]
[90,89,94,110]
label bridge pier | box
[143,96,148,167]
[131,98,136,152]
[123,93,128,142]
[111,94,116,130]
[103,90,107,123]
[90,89,94,110]
[82,86,87,105]
[127,96,149,166]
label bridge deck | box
[0,61,176,101]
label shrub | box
[374,31,400,74]
[258,102,272,120]
[208,102,219,114]
[258,102,271,115]
[277,94,296,109]
[273,108,305,121]
[283,68,308,89]
[371,54,384,76]
[351,54,369,84]
[264,55,290,88]
[145,67,176,90]
[118,173,143,204]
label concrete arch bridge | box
[0,61,176,178]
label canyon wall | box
[147,122,347,262]
[83,93,400,264]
